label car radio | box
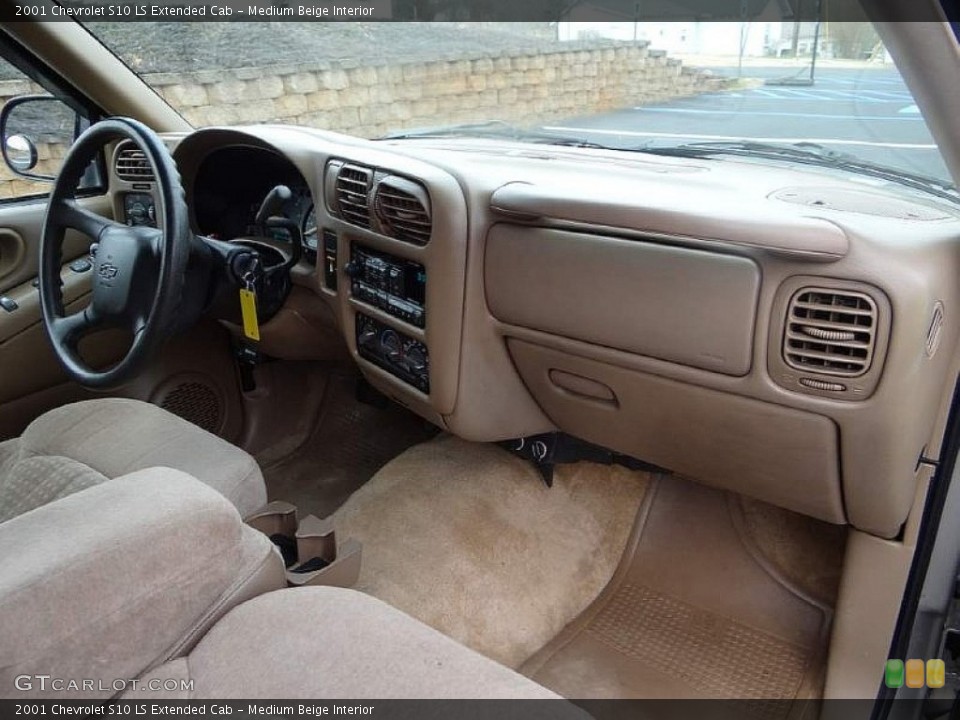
[346,245,425,328]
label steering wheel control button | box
[69,258,92,273]
[0,296,18,313]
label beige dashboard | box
[118,125,960,540]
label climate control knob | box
[358,324,378,348]
[403,344,427,373]
[380,329,401,361]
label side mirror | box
[0,95,80,182]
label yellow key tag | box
[239,287,260,341]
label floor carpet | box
[333,434,652,668]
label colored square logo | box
[885,660,904,688]
[927,659,946,689]
[906,659,926,688]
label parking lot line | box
[633,107,922,122]
[542,126,938,150]
[690,93,909,104]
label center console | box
[347,243,430,394]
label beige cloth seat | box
[1,468,284,700]
[0,398,266,522]
[128,586,577,704]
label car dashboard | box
[108,124,960,540]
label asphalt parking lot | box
[543,65,950,184]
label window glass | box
[84,21,950,186]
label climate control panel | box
[122,192,156,227]
[356,313,429,394]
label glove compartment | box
[484,225,761,376]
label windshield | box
[83,20,951,186]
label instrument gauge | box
[302,203,319,251]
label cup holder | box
[244,502,362,588]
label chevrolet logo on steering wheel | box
[97,263,119,281]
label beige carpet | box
[333,434,651,668]
[736,493,848,608]
[521,476,846,711]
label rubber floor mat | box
[261,374,437,517]
[521,475,842,714]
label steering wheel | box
[39,118,191,388]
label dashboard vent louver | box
[335,164,373,228]
[375,177,431,246]
[114,142,154,182]
[783,288,877,377]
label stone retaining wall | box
[0,41,727,198]
[150,42,725,135]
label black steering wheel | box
[39,118,191,388]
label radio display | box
[349,244,426,327]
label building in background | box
[557,21,784,56]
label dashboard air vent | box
[783,288,877,377]
[375,176,431,246]
[335,164,373,228]
[114,142,154,182]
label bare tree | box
[825,22,880,59]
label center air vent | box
[375,176,432,245]
[783,288,877,377]
[114,142,154,182]
[335,164,373,228]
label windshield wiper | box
[641,140,959,205]
[379,121,613,150]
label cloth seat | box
[0,468,284,700]
[0,398,266,522]
[127,586,580,706]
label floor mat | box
[521,476,845,711]
[260,374,437,518]
[333,434,651,668]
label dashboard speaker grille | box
[114,142,154,182]
[335,164,373,228]
[375,177,431,245]
[783,288,877,377]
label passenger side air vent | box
[375,176,431,246]
[783,288,877,377]
[334,164,373,228]
[114,142,154,182]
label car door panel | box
[0,195,106,293]
[0,195,127,436]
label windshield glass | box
[83,20,951,185]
